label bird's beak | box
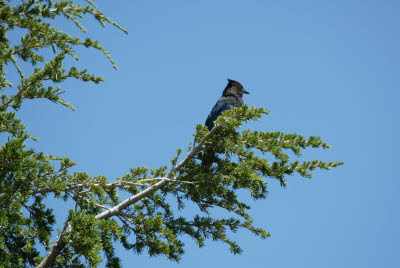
[243,90,250,94]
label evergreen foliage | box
[0,1,343,267]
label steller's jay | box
[205,79,249,130]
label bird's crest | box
[223,78,249,96]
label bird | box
[205,79,249,130]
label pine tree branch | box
[32,177,200,195]
[94,126,220,220]
[32,181,144,195]
[37,125,221,268]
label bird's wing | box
[205,99,232,130]
[212,99,230,114]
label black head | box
[222,78,250,97]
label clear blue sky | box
[11,0,399,267]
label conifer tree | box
[0,1,342,267]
